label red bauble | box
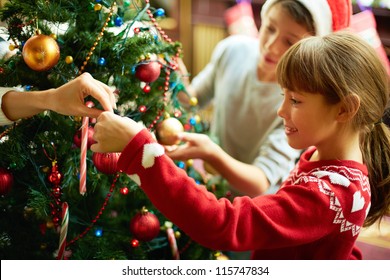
[130,208,160,242]
[0,167,13,195]
[135,61,161,83]
[92,152,121,174]
[73,126,95,149]
[48,170,62,185]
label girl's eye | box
[281,91,300,105]
[286,40,294,47]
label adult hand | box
[1,73,117,121]
[91,111,144,153]
[48,72,116,118]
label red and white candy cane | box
[56,202,69,260]
[79,101,94,195]
[167,227,180,260]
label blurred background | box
[1,0,389,83]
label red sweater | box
[117,130,371,260]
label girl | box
[175,0,352,197]
[91,32,390,259]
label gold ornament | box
[94,3,102,11]
[46,220,55,229]
[194,114,201,123]
[73,116,82,122]
[174,231,181,239]
[189,97,198,107]
[214,251,229,260]
[65,56,74,64]
[22,34,60,71]
[156,117,184,145]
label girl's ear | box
[336,94,360,123]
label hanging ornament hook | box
[42,141,57,162]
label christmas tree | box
[0,0,228,260]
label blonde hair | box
[277,31,390,227]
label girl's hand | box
[91,111,143,153]
[165,132,218,162]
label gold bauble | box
[189,97,198,107]
[65,55,74,64]
[22,34,60,71]
[156,117,184,145]
[215,252,229,260]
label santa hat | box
[261,0,352,36]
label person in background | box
[0,72,116,126]
[91,31,390,259]
[174,0,352,197]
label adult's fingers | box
[95,79,117,110]
[82,76,116,112]
[82,107,104,119]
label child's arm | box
[166,132,271,196]
[113,129,335,252]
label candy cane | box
[79,115,89,195]
[79,101,94,195]
[167,227,180,260]
[57,202,69,260]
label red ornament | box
[48,170,62,185]
[73,126,95,149]
[130,207,160,242]
[48,162,62,185]
[135,61,161,83]
[139,105,147,113]
[120,187,129,195]
[92,152,120,174]
[183,123,192,131]
[142,84,151,93]
[131,238,140,247]
[0,167,13,195]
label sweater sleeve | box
[0,87,16,126]
[118,129,344,252]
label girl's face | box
[277,89,342,151]
[258,4,311,77]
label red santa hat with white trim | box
[261,0,352,36]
